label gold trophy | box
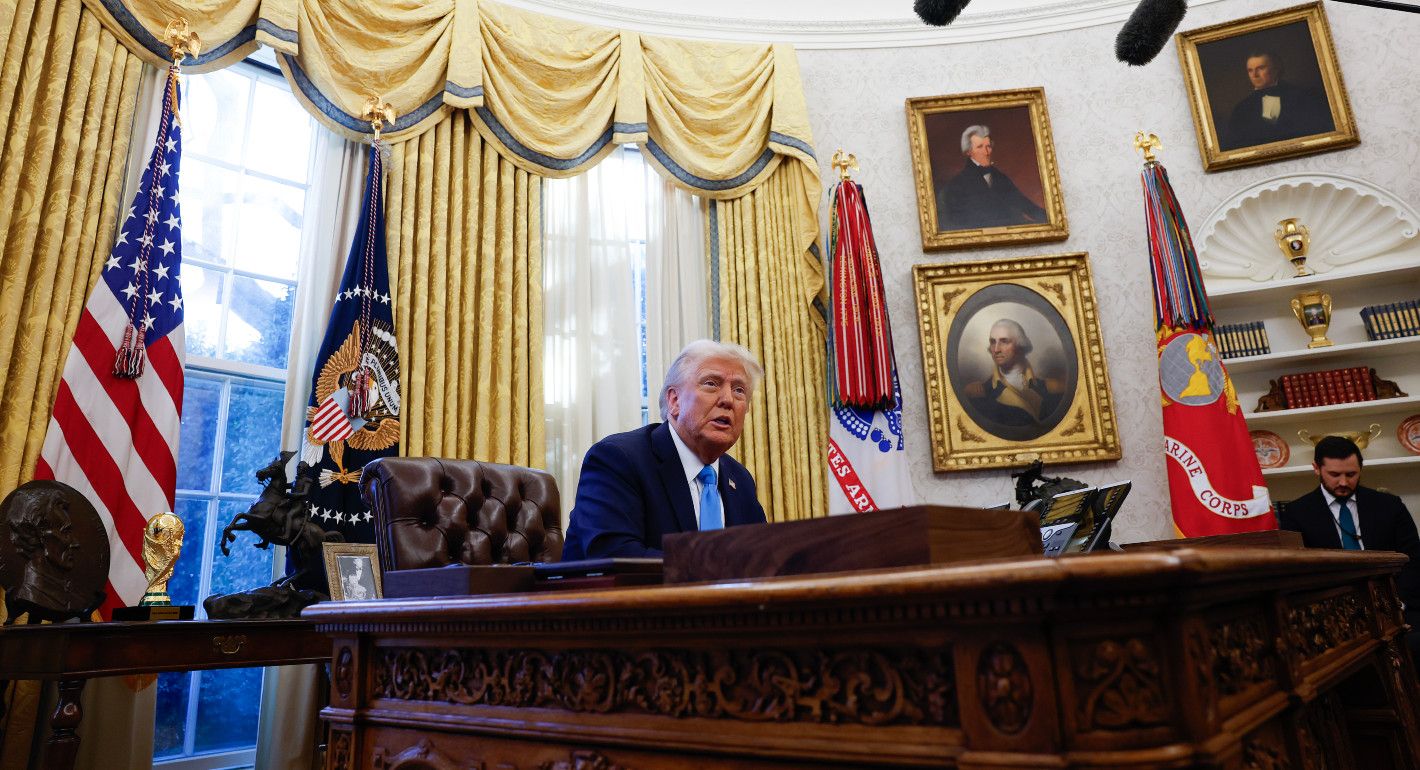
[1299,423,1382,449]
[1275,218,1314,277]
[114,511,195,620]
[1291,290,1334,348]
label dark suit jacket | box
[1280,486,1420,610]
[935,160,1046,231]
[562,422,767,560]
[1224,81,1333,150]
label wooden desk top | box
[0,618,327,679]
[304,546,1406,628]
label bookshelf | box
[1195,172,1420,515]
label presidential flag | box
[299,141,399,543]
[826,178,913,514]
[1139,141,1273,537]
[35,65,187,618]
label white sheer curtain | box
[256,136,366,770]
[646,176,709,422]
[543,148,707,521]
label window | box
[153,58,326,768]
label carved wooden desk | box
[308,548,1420,769]
[0,618,328,770]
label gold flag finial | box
[361,95,397,141]
[830,149,858,181]
[164,18,201,64]
[1133,131,1161,163]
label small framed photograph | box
[1176,2,1358,172]
[905,87,1068,251]
[323,543,383,601]
[913,253,1120,471]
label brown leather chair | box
[360,457,563,571]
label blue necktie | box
[1337,497,1360,550]
[697,465,723,531]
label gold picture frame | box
[913,253,1120,472]
[323,542,383,601]
[905,87,1068,251]
[1176,2,1357,172]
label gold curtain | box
[715,163,827,522]
[386,110,543,466]
[0,0,144,761]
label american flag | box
[35,65,186,617]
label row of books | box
[1362,300,1420,340]
[1215,321,1270,359]
[1279,366,1376,409]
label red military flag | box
[35,64,188,617]
[1138,137,1273,536]
[826,167,912,513]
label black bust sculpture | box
[0,480,109,623]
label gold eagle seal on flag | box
[303,319,400,485]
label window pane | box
[246,80,313,184]
[224,276,295,368]
[193,668,263,753]
[180,160,244,267]
[220,381,286,494]
[177,377,221,491]
[152,672,192,759]
[209,498,274,599]
[181,267,224,359]
[183,70,249,166]
[169,497,209,610]
[233,174,304,280]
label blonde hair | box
[659,340,763,416]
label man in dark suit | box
[1223,50,1333,150]
[935,125,1047,231]
[563,340,767,559]
[1280,436,1420,658]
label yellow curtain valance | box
[77,0,819,236]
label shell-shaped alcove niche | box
[1195,173,1420,293]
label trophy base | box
[1306,339,1335,348]
[113,605,195,622]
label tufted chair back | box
[359,457,563,571]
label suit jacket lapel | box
[1305,489,1343,549]
[1354,487,1381,550]
[652,422,698,534]
[718,462,738,525]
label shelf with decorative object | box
[1224,335,1420,373]
[1262,454,1420,479]
[1196,172,1420,519]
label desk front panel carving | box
[310,549,1420,769]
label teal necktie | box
[697,465,723,531]
[1337,497,1360,550]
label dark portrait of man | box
[963,319,1066,433]
[936,125,1047,231]
[9,494,79,611]
[1222,49,1333,150]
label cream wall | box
[797,0,1420,542]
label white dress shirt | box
[1320,486,1362,548]
[668,422,720,529]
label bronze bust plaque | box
[0,480,109,621]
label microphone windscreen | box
[1115,0,1189,66]
[915,0,973,26]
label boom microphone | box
[914,0,973,26]
[1116,0,1189,66]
